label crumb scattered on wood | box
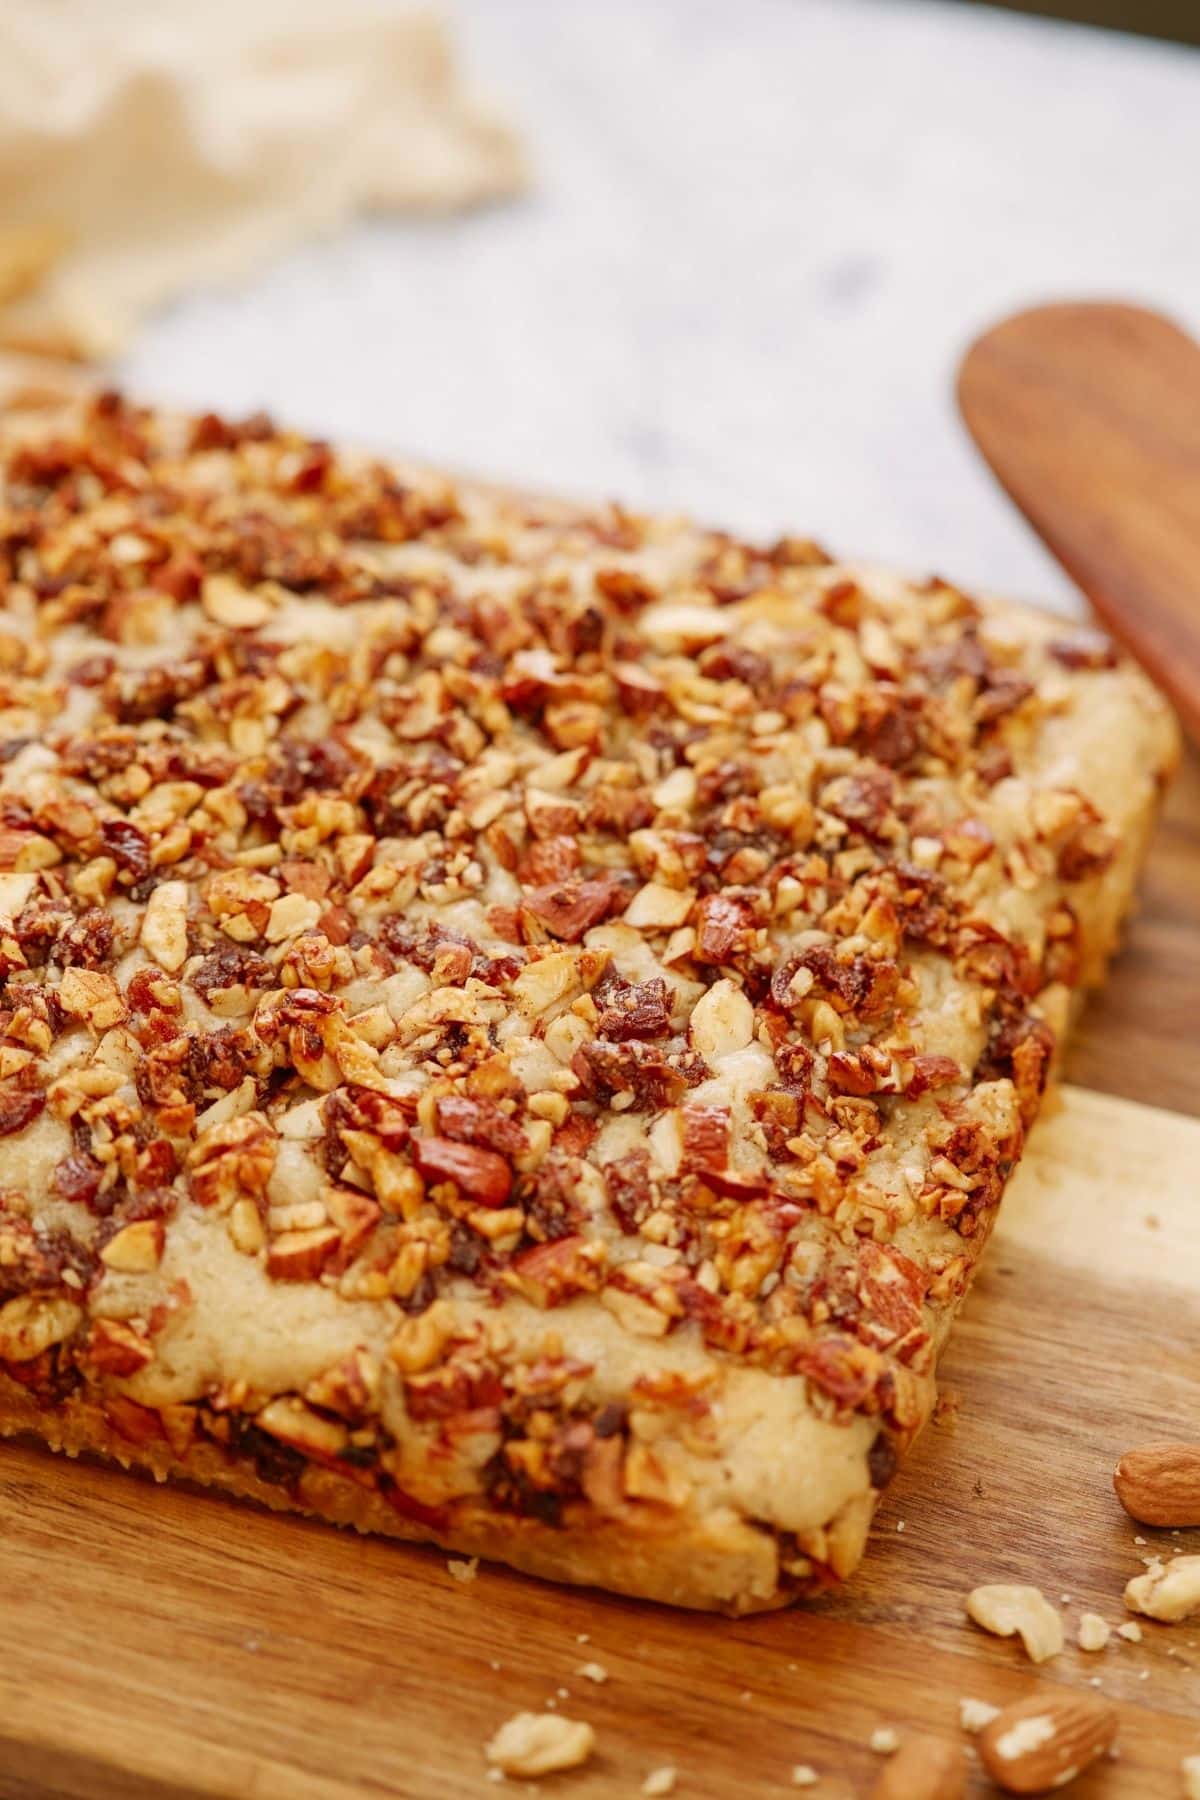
[959,1697,1000,1734]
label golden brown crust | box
[0,388,1179,1610]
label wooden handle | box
[958,301,1200,744]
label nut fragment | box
[201,574,274,629]
[100,1218,165,1273]
[1124,1555,1200,1622]
[869,1734,965,1799]
[688,977,754,1062]
[978,1689,1117,1794]
[958,1697,1000,1734]
[624,881,695,930]
[966,1585,1063,1663]
[266,1224,342,1282]
[1076,1613,1111,1653]
[0,1293,82,1361]
[1113,1442,1200,1527]
[485,1712,595,1778]
[59,967,126,1031]
[140,879,190,972]
[1183,1754,1200,1800]
[641,1769,676,1798]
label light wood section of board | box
[1000,1083,1200,1284]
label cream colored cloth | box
[0,0,525,359]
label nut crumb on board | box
[790,1769,819,1789]
[932,1388,962,1428]
[1183,1754,1200,1799]
[641,1769,677,1797]
[1125,1556,1200,1623]
[448,1556,478,1583]
[1116,1621,1142,1643]
[869,1727,900,1754]
[575,1662,609,1684]
[966,1585,1063,1663]
[958,1697,1001,1734]
[485,1713,595,1778]
[1077,1612,1112,1652]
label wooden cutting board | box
[0,354,1196,1795]
[0,754,1196,1799]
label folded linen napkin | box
[0,0,525,358]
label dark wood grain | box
[959,302,1200,746]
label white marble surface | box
[123,0,1200,613]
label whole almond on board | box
[870,1734,965,1799]
[979,1690,1117,1794]
[1112,1442,1200,1526]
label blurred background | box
[6,0,1200,611]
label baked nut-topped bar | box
[0,390,1177,1611]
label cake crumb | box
[641,1769,677,1797]
[959,1697,1000,1734]
[485,1713,595,1779]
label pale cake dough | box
[0,391,1178,1611]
